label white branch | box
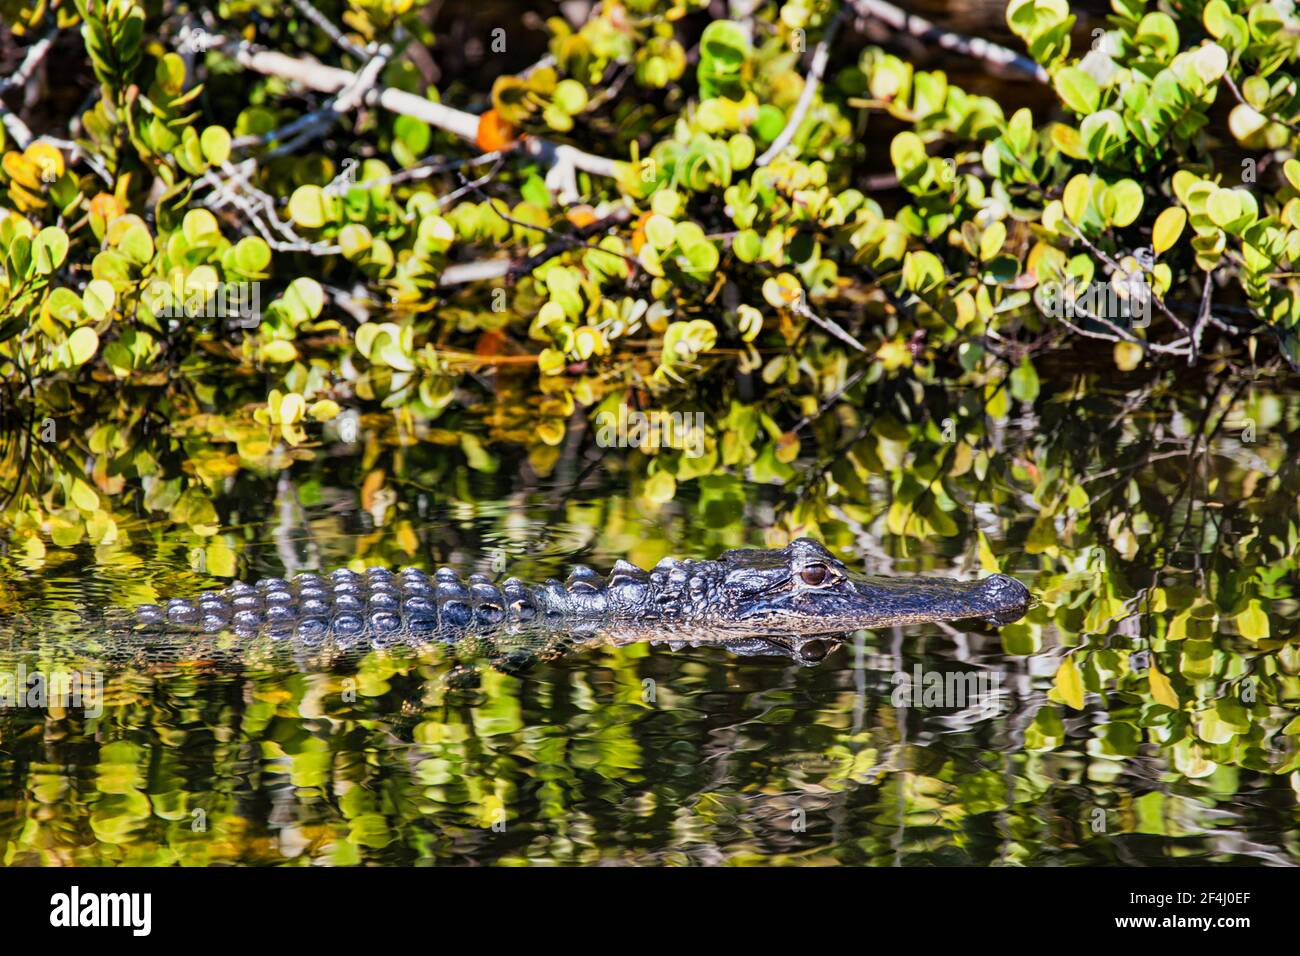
[0,26,58,149]
[756,12,844,167]
[850,0,1049,84]
[186,32,624,195]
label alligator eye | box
[799,564,830,586]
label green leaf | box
[979,221,1007,260]
[232,236,272,275]
[182,208,221,247]
[1203,0,1232,38]
[644,471,677,504]
[1207,188,1245,230]
[1285,158,1300,192]
[1080,109,1125,160]
[67,325,99,365]
[118,223,154,265]
[32,226,69,274]
[46,287,83,323]
[1053,66,1100,115]
[82,278,116,320]
[338,224,372,260]
[889,131,928,178]
[282,278,325,323]
[553,79,588,115]
[1135,11,1179,60]
[901,250,944,294]
[1062,174,1093,223]
[1010,356,1040,402]
[1106,179,1143,227]
[699,20,750,69]
[733,229,761,263]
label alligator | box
[105,538,1031,673]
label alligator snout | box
[977,573,1030,603]
[973,573,1032,625]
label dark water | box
[1,380,1297,867]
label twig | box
[201,159,341,255]
[347,150,503,193]
[0,25,56,96]
[186,31,624,200]
[1221,72,1300,135]
[792,297,867,352]
[438,259,513,286]
[791,366,869,433]
[1190,271,1214,366]
[288,0,368,60]
[1056,311,1191,357]
[849,0,1049,83]
[755,11,844,167]
[439,181,638,287]
[0,25,58,148]
[262,44,391,159]
[504,206,635,282]
[1066,222,1191,336]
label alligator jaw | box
[839,571,1031,630]
[728,564,1032,636]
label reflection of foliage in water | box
[0,357,1297,865]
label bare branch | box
[183,30,625,200]
[792,298,868,353]
[755,11,844,167]
[260,44,392,159]
[0,25,56,96]
[287,0,368,60]
[1190,270,1214,366]
[849,0,1049,84]
[0,25,58,148]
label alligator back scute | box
[132,567,481,645]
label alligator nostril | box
[981,573,1027,597]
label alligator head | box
[705,538,1031,637]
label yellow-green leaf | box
[68,326,99,365]
[1114,341,1143,371]
[1285,158,1300,191]
[976,530,1000,573]
[644,471,676,504]
[1062,174,1091,223]
[1148,664,1179,709]
[289,185,328,229]
[1152,207,1186,257]
[1054,655,1085,710]
[1235,600,1269,640]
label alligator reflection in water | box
[1,357,1298,865]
